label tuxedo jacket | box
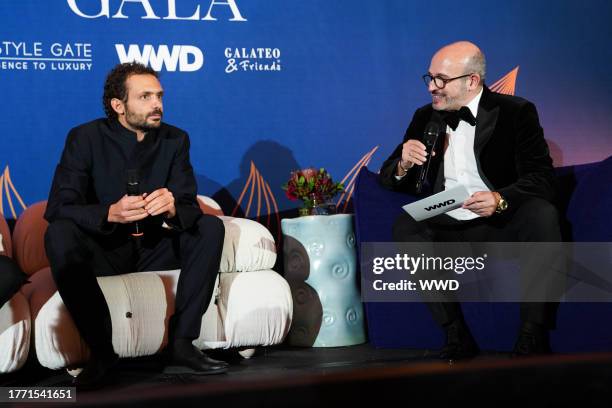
[44,119,202,236]
[379,87,557,209]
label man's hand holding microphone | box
[396,139,437,177]
[107,188,176,224]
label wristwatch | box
[494,192,508,213]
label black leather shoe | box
[72,353,119,390]
[439,319,480,363]
[165,339,229,375]
[511,322,552,358]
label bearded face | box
[115,74,164,133]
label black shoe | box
[511,322,552,358]
[438,319,480,363]
[165,339,229,375]
[72,353,119,391]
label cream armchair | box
[13,197,292,371]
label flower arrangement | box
[282,168,344,215]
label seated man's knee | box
[45,220,89,281]
[45,219,81,244]
[195,214,225,240]
[519,198,559,225]
[515,198,561,240]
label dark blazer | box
[45,119,202,235]
[379,87,557,209]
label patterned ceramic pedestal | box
[282,214,366,347]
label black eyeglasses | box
[422,73,473,89]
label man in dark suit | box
[379,41,562,360]
[45,62,228,388]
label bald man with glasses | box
[379,41,562,361]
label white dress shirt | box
[444,88,488,220]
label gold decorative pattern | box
[489,66,519,96]
[232,161,281,245]
[0,166,27,219]
[335,146,379,213]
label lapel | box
[474,87,499,156]
[472,87,499,190]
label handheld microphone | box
[415,121,442,194]
[126,169,144,238]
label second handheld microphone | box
[126,169,144,237]
[415,121,442,194]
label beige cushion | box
[32,270,168,369]
[196,195,224,216]
[193,270,293,350]
[98,273,168,357]
[219,216,276,272]
[27,267,89,370]
[33,290,89,370]
[0,292,30,373]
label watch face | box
[499,199,508,210]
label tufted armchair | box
[8,196,291,371]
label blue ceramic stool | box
[282,214,366,347]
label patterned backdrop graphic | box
[1,0,611,221]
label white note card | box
[402,184,470,221]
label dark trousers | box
[392,197,562,330]
[44,215,225,359]
[0,255,28,306]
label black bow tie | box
[441,106,477,131]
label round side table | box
[282,214,366,347]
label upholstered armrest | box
[196,195,277,272]
[0,292,30,373]
[193,270,292,350]
[31,270,168,369]
[218,216,276,273]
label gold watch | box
[494,192,508,213]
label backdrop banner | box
[1,1,611,233]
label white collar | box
[464,87,483,118]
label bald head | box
[426,41,486,111]
[432,41,486,83]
